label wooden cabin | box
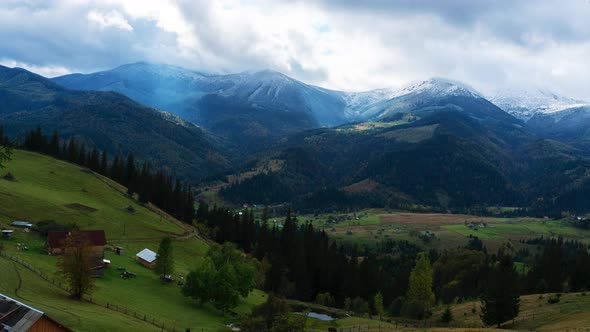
[46,230,106,257]
[46,230,106,277]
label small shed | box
[136,248,157,269]
[1,230,14,240]
[116,246,125,256]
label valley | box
[3,60,590,332]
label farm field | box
[305,209,590,252]
[0,150,264,331]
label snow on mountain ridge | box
[488,88,588,121]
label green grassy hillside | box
[0,150,263,331]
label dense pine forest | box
[197,202,590,321]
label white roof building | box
[136,248,157,263]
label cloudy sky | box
[1,0,590,99]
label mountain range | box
[3,61,590,213]
[0,65,229,180]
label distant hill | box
[0,65,229,181]
[527,106,590,154]
[219,107,590,214]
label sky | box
[1,0,590,99]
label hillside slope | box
[0,150,263,331]
[218,109,590,213]
[0,65,229,181]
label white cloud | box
[87,9,133,31]
[0,58,72,78]
[1,0,590,100]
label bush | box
[389,296,405,316]
[36,220,76,236]
[315,292,336,307]
[401,300,429,320]
[2,172,15,181]
[535,279,548,293]
[351,297,369,315]
[440,306,453,323]
[547,296,560,304]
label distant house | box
[136,248,157,269]
[0,293,71,332]
[46,230,107,277]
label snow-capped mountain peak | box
[488,88,588,121]
[396,77,483,99]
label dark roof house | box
[0,293,70,332]
[47,230,106,250]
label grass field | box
[0,256,160,332]
[306,209,590,253]
[432,292,590,331]
[0,150,264,331]
[0,150,184,240]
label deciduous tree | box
[58,231,96,300]
[406,252,435,318]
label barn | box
[136,248,157,269]
[46,230,106,256]
[0,293,71,332]
[47,230,107,277]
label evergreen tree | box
[99,150,108,175]
[67,138,78,162]
[155,237,174,278]
[78,143,86,165]
[125,153,136,188]
[49,130,60,156]
[88,148,100,172]
[480,254,520,328]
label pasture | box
[305,209,590,252]
[0,150,264,331]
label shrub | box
[389,296,404,316]
[440,306,453,323]
[36,220,76,236]
[401,300,429,320]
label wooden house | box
[136,248,157,269]
[46,230,106,277]
[46,230,106,257]
[0,293,71,332]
